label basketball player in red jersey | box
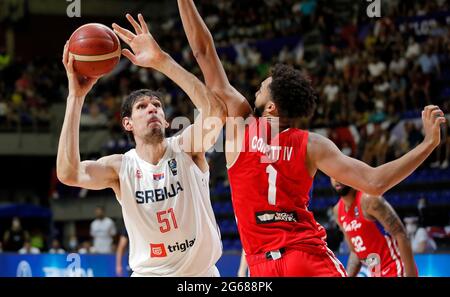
[177,0,446,276]
[331,178,417,277]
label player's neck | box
[267,116,293,132]
[342,190,357,210]
[135,139,168,165]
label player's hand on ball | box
[422,105,446,147]
[62,41,99,98]
[112,14,166,70]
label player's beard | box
[145,127,165,144]
[332,185,352,197]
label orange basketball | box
[68,23,121,78]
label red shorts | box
[368,262,417,277]
[246,247,347,277]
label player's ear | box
[122,117,133,132]
[266,101,277,114]
[164,120,169,129]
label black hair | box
[120,89,165,119]
[269,64,317,119]
[120,89,165,142]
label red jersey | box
[227,118,327,256]
[337,191,405,277]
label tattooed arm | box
[364,195,417,276]
[346,251,362,277]
[333,205,362,276]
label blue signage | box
[0,253,449,277]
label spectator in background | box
[417,44,440,76]
[48,239,66,254]
[29,228,45,252]
[3,217,29,252]
[67,234,79,253]
[18,240,40,254]
[362,123,389,166]
[389,51,407,76]
[404,121,423,151]
[80,101,108,129]
[90,206,116,254]
[0,97,8,127]
[78,241,97,254]
[368,56,386,78]
[404,216,437,254]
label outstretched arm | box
[177,0,252,118]
[56,42,121,193]
[310,105,446,196]
[113,14,226,156]
[364,195,417,276]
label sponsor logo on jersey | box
[136,169,143,179]
[135,181,184,204]
[343,219,362,232]
[150,243,167,258]
[168,159,177,176]
[153,173,165,181]
[354,207,359,217]
[150,238,195,258]
[255,211,298,224]
[340,215,346,221]
[381,267,391,276]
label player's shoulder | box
[100,154,123,164]
[307,132,330,148]
[98,154,124,172]
[360,193,389,213]
[306,131,335,158]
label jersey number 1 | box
[157,208,178,233]
[266,165,277,205]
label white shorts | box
[131,265,220,277]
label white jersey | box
[117,136,222,276]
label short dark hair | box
[269,64,317,118]
[120,89,165,120]
[120,89,165,143]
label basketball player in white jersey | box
[57,14,226,276]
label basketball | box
[68,23,121,78]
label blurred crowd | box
[1,1,449,166]
[0,207,120,255]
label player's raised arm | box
[364,195,417,276]
[177,0,252,118]
[112,14,226,155]
[310,105,446,196]
[56,42,121,193]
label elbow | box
[366,177,388,196]
[191,35,214,59]
[56,168,78,187]
[365,183,385,196]
[393,229,409,242]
